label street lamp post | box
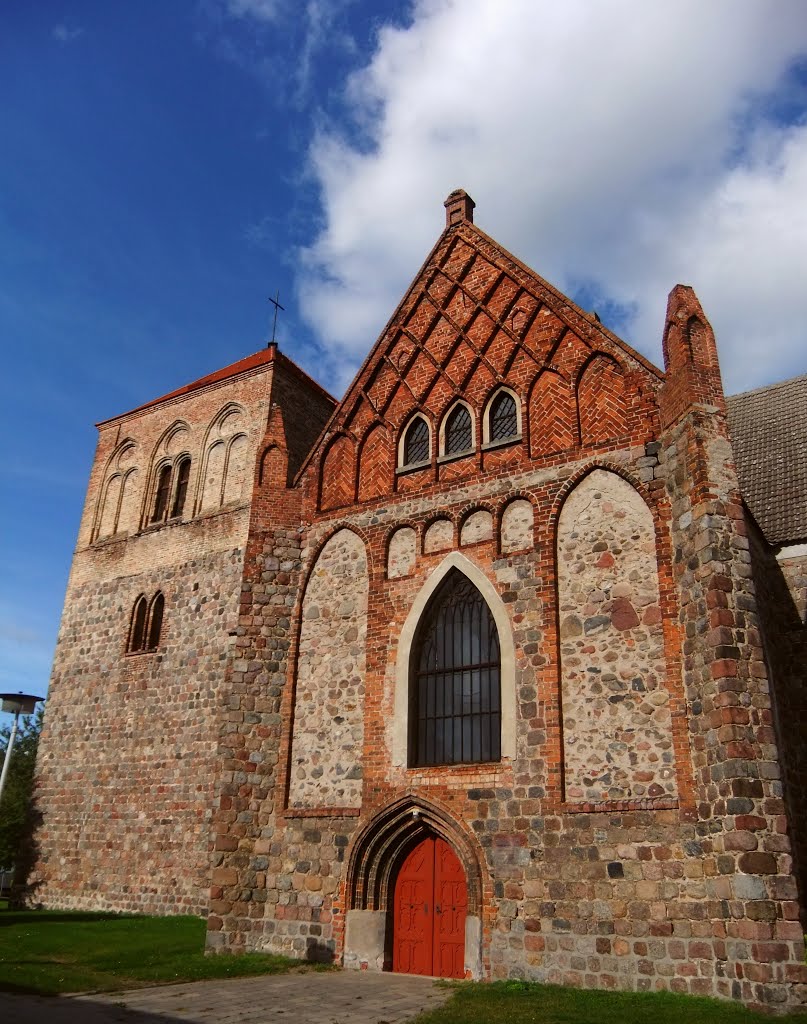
[0,692,43,809]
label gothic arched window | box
[128,596,148,653]
[171,458,191,518]
[402,416,430,467]
[147,592,165,650]
[409,569,501,767]
[488,390,518,442]
[444,404,473,455]
[127,592,165,654]
[151,465,172,522]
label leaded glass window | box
[489,391,518,442]
[445,405,473,455]
[403,417,430,466]
[410,569,501,767]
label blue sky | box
[1,1,806,711]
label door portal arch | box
[343,796,484,978]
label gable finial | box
[444,188,475,227]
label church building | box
[30,191,806,1010]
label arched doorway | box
[343,796,484,978]
[392,833,467,978]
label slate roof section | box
[727,374,807,546]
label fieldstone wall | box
[558,469,676,803]
[460,509,493,545]
[388,526,417,579]
[501,498,533,553]
[288,529,368,809]
[424,518,453,553]
[31,547,243,914]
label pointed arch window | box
[171,457,191,518]
[489,391,518,442]
[127,591,165,654]
[151,465,172,522]
[151,458,192,524]
[444,404,473,455]
[128,596,149,653]
[402,416,430,468]
[410,569,501,767]
[147,593,165,650]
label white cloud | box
[52,24,84,44]
[297,0,807,394]
[224,0,283,22]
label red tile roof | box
[98,346,335,425]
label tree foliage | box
[0,704,43,868]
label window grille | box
[445,405,472,455]
[410,569,501,767]
[403,418,430,465]
[489,391,518,442]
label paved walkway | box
[5,970,452,1024]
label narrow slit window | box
[171,458,191,518]
[152,465,172,522]
[128,596,148,653]
[403,418,430,466]
[489,391,518,442]
[445,405,472,455]
[147,593,164,651]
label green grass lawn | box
[414,980,807,1024]
[0,909,313,995]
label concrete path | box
[5,970,452,1024]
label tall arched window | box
[127,591,165,654]
[410,569,501,767]
[128,596,148,653]
[444,404,473,455]
[147,592,165,650]
[151,465,172,522]
[151,458,192,524]
[171,457,191,518]
[402,416,430,467]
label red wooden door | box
[392,836,467,978]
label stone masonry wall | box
[747,527,807,927]
[31,546,243,913]
[288,529,368,809]
[31,360,276,914]
[558,469,676,804]
[206,218,806,1010]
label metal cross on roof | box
[268,290,285,347]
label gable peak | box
[444,188,475,227]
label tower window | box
[127,591,165,654]
[151,465,172,522]
[171,458,191,518]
